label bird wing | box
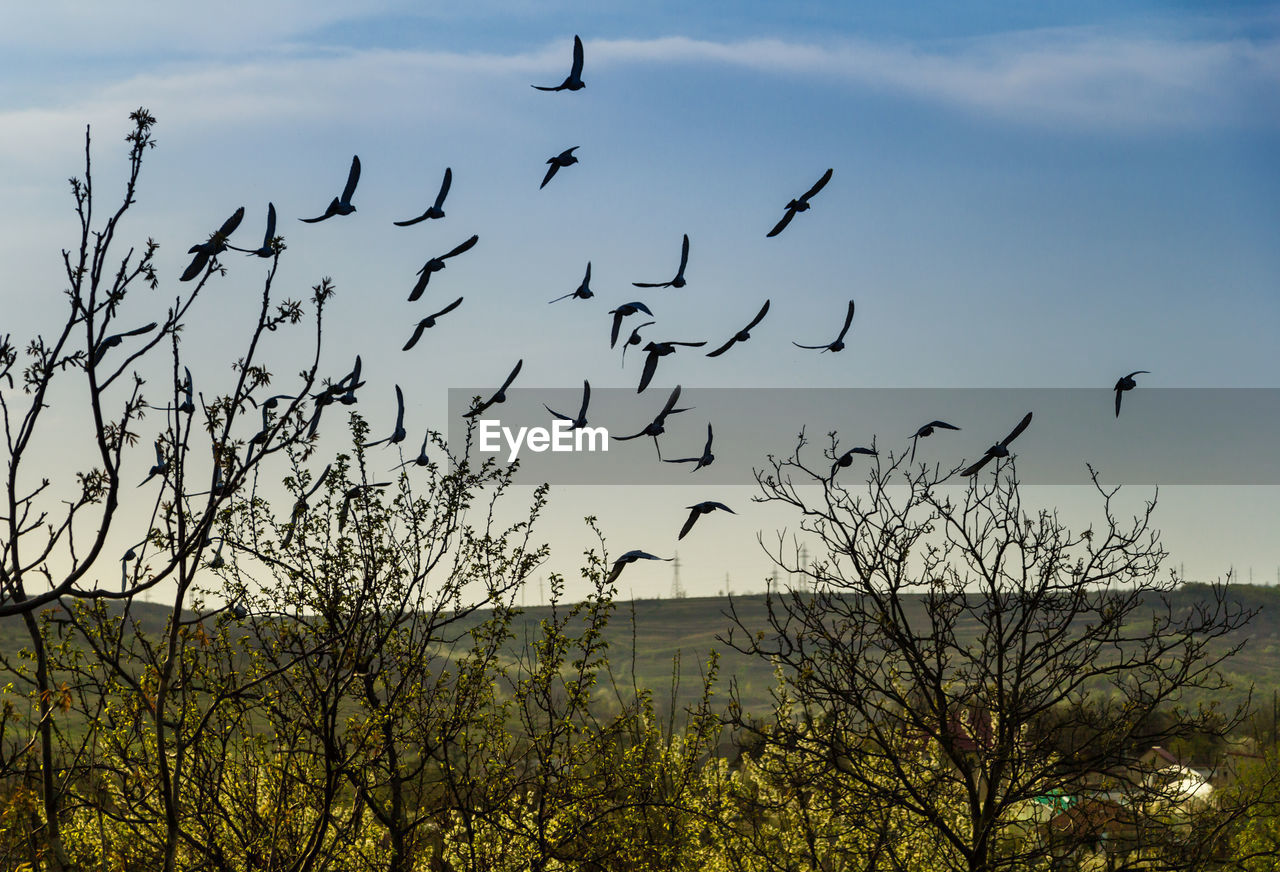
[263,202,276,244]
[341,155,361,203]
[126,322,158,338]
[180,251,209,281]
[434,167,452,209]
[548,291,575,303]
[702,423,714,453]
[671,341,707,348]
[217,206,246,239]
[393,385,405,429]
[431,296,464,320]
[705,336,738,358]
[609,311,624,348]
[540,162,560,189]
[578,380,591,420]
[1115,388,1123,417]
[709,502,735,513]
[659,385,683,418]
[571,34,584,78]
[676,234,690,277]
[582,261,591,286]
[402,320,428,351]
[408,270,431,302]
[745,299,771,330]
[834,299,856,342]
[544,404,572,422]
[393,212,429,227]
[632,281,670,288]
[929,421,961,431]
[498,359,524,392]
[300,199,339,222]
[961,454,994,476]
[1000,412,1033,447]
[442,234,479,260]
[677,507,700,540]
[766,209,796,238]
[801,168,834,202]
[638,351,660,393]
[792,341,830,350]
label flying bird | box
[394,167,452,226]
[706,300,771,357]
[665,423,715,471]
[282,464,331,547]
[608,301,653,348]
[403,297,464,350]
[549,262,595,303]
[299,155,360,222]
[338,481,392,531]
[606,550,672,585]
[230,203,276,257]
[613,385,690,459]
[395,433,433,470]
[678,501,735,540]
[533,34,586,91]
[831,445,877,476]
[364,385,407,448]
[463,359,523,418]
[1113,371,1150,417]
[909,420,961,463]
[93,322,157,366]
[638,339,706,393]
[545,380,591,429]
[541,147,580,189]
[139,439,167,487]
[164,367,195,415]
[960,412,1033,477]
[408,235,479,301]
[633,234,690,289]
[767,168,833,238]
[794,300,855,352]
[181,206,245,280]
[621,321,655,365]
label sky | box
[1,1,1278,603]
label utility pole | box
[671,553,685,599]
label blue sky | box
[1,2,1277,600]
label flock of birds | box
[103,34,1153,590]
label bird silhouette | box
[909,420,961,463]
[545,380,591,429]
[229,203,276,257]
[794,300,855,352]
[163,367,195,415]
[364,385,407,448]
[282,464,331,547]
[394,167,452,226]
[300,155,360,222]
[181,206,245,280]
[960,412,1033,476]
[613,385,692,459]
[633,234,689,289]
[464,359,524,418]
[408,235,479,301]
[608,302,653,348]
[549,262,595,303]
[678,501,735,540]
[94,322,157,366]
[541,147,580,189]
[1114,371,1150,417]
[395,432,433,470]
[533,35,586,91]
[621,321,655,365]
[606,550,672,584]
[665,423,715,471]
[639,339,706,393]
[403,297,464,350]
[767,168,833,238]
[831,445,877,477]
[338,481,392,531]
[139,439,167,487]
[706,300,770,357]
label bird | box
[403,298,464,350]
[207,539,226,570]
[139,440,167,487]
[665,423,715,471]
[633,234,690,289]
[621,321,655,365]
[606,550,672,585]
[334,355,366,406]
[909,421,961,463]
[181,206,245,280]
[545,380,591,429]
[540,147,580,189]
[794,300,855,352]
[767,168,833,238]
[608,302,653,348]
[678,501,735,540]
[533,34,586,91]
[229,203,276,257]
[960,412,1033,476]
[282,464,331,547]
[364,385,407,448]
[831,445,876,477]
[164,367,195,415]
[1114,371,1150,417]
[638,339,706,393]
[613,385,690,459]
[92,322,158,366]
[249,393,294,411]
[338,481,392,531]
[299,155,360,222]
[463,359,523,418]
[706,300,771,357]
[549,263,595,304]
[395,432,433,470]
[408,235,479,301]
[394,167,452,226]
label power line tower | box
[670,552,685,599]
